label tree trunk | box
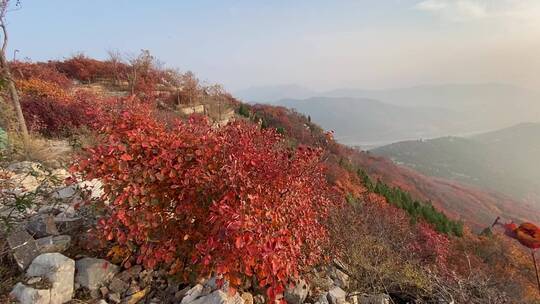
[0,50,28,141]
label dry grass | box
[1,132,72,167]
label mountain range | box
[236,83,540,148]
[372,123,540,206]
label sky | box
[6,0,540,91]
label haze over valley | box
[237,83,540,148]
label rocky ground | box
[1,155,393,304]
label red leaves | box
[120,153,133,161]
[73,107,337,301]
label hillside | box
[373,123,540,206]
[2,55,540,303]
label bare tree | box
[107,49,123,86]
[0,0,27,142]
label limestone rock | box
[328,266,350,290]
[284,279,309,304]
[181,284,204,303]
[327,286,347,304]
[316,293,330,304]
[26,214,59,238]
[10,282,51,304]
[75,257,119,290]
[26,253,75,304]
[7,229,40,270]
[36,235,71,253]
[190,290,245,304]
[54,216,83,234]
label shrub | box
[16,78,69,100]
[54,54,108,82]
[73,107,336,301]
[20,92,101,137]
[10,61,71,88]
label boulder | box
[7,229,40,270]
[26,253,75,304]
[36,235,71,253]
[327,286,347,304]
[75,257,119,290]
[10,282,51,304]
[284,279,309,304]
[189,290,245,304]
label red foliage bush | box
[411,222,450,269]
[10,61,71,88]
[73,107,336,301]
[54,54,130,83]
[21,91,102,136]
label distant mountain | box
[275,97,471,148]
[235,84,317,103]
[372,123,540,205]
[239,83,540,146]
[325,83,540,131]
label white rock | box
[51,169,70,181]
[75,258,119,290]
[329,266,350,290]
[36,235,71,253]
[10,173,40,192]
[10,282,51,304]
[27,277,42,285]
[327,286,347,304]
[79,179,104,199]
[27,253,75,304]
[8,161,45,174]
[316,293,330,304]
[181,284,204,303]
[284,279,309,304]
[52,185,77,200]
[190,290,244,304]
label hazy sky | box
[7,0,540,91]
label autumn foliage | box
[73,104,337,301]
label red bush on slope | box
[73,104,337,302]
